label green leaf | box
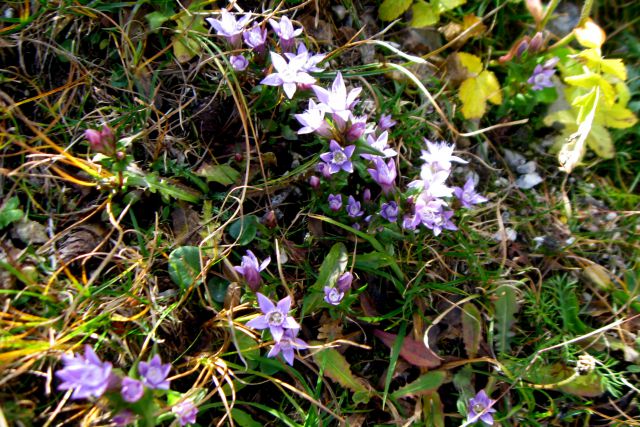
[423,391,445,427]
[145,11,173,32]
[231,408,263,427]
[439,0,466,11]
[493,285,518,353]
[0,197,23,229]
[379,0,413,21]
[312,347,372,403]
[554,278,589,334]
[196,164,240,186]
[168,246,202,290]
[228,215,259,245]
[461,302,482,358]
[390,371,446,399]
[411,1,440,27]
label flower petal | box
[256,293,275,314]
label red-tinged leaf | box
[374,330,441,368]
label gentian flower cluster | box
[56,347,185,425]
[246,293,308,365]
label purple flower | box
[410,168,454,199]
[528,57,558,91]
[345,115,368,142]
[324,286,344,305]
[380,201,399,222]
[320,140,355,174]
[378,114,397,131]
[309,175,320,189]
[328,194,342,211]
[267,329,308,365]
[336,272,353,292]
[113,410,135,427]
[367,158,397,194]
[230,55,249,71]
[454,178,488,208]
[206,9,251,48]
[312,72,362,122]
[346,196,364,218]
[363,188,371,203]
[138,354,171,390]
[269,16,302,51]
[287,44,326,73]
[246,293,300,342]
[172,399,198,426]
[243,25,267,54]
[420,140,468,172]
[85,125,115,155]
[260,51,316,99]
[361,131,397,160]
[295,99,331,137]
[121,377,144,403]
[56,345,113,400]
[234,250,270,291]
[468,390,497,426]
[415,198,457,236]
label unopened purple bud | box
[363,188,371,203]
[309,176,320,189]
[336,272,353,292]
[378,114,396,131]
[346,121,366,142]
[529,32,544,52]
[230,55,249,71]
[516,39,529,57]
[84,125,116,155]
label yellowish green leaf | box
[602,104,638,129]
[411,1,440,27]
[585,124,614,159]
[313,346,373,402]
[439,0,466,11]
[558,88,599,173]
[615,82,631,106]
[477,70,502,105]
[379,0,413,21]
[457,52,482,75]
[459,77,486,119]
[565,72,601,88]
[601,58,627,80]
[574,19,606,49]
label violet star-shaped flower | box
[454,178,488,208]
[346,196,364,218]
[206,9,251,48]
[467,390,497,426]
[269,16,302,51]
[172,399,198,426]
[267,329,308,365]
[528,64,556,90]
[121,377,144,403]
[420,139,468,172]
[361,131,397,160]
[414,198,457,236]
[312,72,362,122]
[368,157,397,194]
[234,250,270,291]
[246,293,300,342]
[260,51,316,99]
[380,201,399,222]
[295,99,331,137]
[55,345,113,400]
[324,286,344,305]
[138,354,171,390]
[320,140,355,174]
[286,44,326,73]
[328,194,342,211]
